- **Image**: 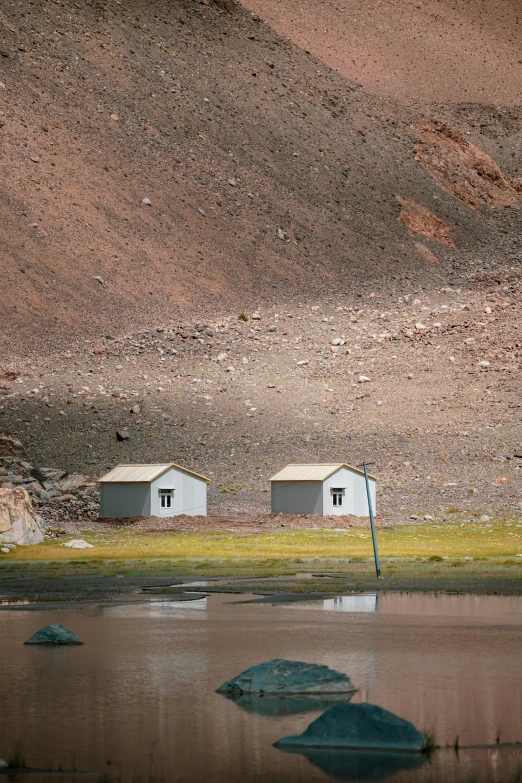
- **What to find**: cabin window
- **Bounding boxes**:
[159,489,173,509]
[332,488,344,507]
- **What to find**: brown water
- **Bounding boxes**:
[0,592,521,782]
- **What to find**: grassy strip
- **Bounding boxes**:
[0,521,521,597]
[2,520,521,561]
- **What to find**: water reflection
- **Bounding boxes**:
[100,596,207,618]
[0,592,521,781]
[281,747,427,781]
[323,595,379,613]
[220,690,355,717]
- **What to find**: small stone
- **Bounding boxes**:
[358,375,370,383]
[478,360,490,368]
[1,547,9,554]
[480,515,490,522]
[142,197,152,206]
[110,113,120,121]
[198,208,206,216]
[116,429,130,441]
[226,366,235,373]
[277,228,286,240]
[62,539,94,549]
[228,178,237,187]
[297,360,309,366]
[130,404,141,414]
[268,325,278,332]
[30,155,40,163]
[216,352,228,362]
[93,275,106,286]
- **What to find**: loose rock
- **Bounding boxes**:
[217,659,357,695]
[275,702,426,751]
[25,624,84,645]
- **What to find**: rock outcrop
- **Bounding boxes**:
[0,430,29,460]
[0,487,44,545]
[24,624,83,645]
[275,703,426,752]
[217,659,357,695]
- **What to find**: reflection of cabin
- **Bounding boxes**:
[270,464,376,516]
[98,463,210,518]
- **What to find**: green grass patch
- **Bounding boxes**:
[1,520,521,562]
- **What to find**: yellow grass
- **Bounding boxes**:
[3,520,521,562]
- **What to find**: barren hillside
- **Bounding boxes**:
[241,0,522,106]
[0,0,520,354]
[1,0,521,518]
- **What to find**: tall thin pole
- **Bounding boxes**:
[358,461,381,578]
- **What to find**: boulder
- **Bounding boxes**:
[54,474,92,493]
[217,659,357,695]
[32,467,67,484]
[275,703,426,752]
[0,487,44,545]
[24,624,83,645]
[0,430,29,460]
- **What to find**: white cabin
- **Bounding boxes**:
[98,463,209,518]
[270,463,376,517]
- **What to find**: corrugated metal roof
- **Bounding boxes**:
[270,464,377,482]
[98,463,210,484]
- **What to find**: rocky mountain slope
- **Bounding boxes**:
[1,0,521,355]
[0,0,521,518]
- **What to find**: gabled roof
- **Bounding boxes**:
[270,463,377,482]
[98,463,210,484]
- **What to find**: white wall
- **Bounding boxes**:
[322,468,376,517]
[150,468,207,517]
[271,482,323,514]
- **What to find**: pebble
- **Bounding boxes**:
[296,360,309,366]
[198,208,206,216]
[358,375,370,383]
[277,228,286,240]
[110,113,120,121]
[142,197,152,206]
[478,360,490,368]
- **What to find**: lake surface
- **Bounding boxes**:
[0,592,521,782]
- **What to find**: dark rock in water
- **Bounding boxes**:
[280,747,426,781]
[217,659,356,695]
[24,624,83,645]
[220,691,355,717]
[275,703,426,752]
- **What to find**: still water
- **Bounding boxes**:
[0,592,521,782]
